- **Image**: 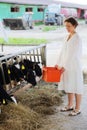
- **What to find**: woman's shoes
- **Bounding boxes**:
[60,106,81,116]
[68,109,81,116]
[60,106,74,112]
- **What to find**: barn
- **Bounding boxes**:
[0,0,87,22]
[0,0,53,22]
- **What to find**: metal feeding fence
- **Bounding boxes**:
[0,44,46,90]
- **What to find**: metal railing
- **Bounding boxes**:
[0,44,46,90]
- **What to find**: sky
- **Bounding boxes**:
[55,0,87,5]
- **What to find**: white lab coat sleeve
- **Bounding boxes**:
[63,37,79,69]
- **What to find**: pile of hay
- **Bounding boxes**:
[0,83,63,130]
[0,103,42,130]
[16,85,63,115]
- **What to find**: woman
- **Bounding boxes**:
[55,17,83,116]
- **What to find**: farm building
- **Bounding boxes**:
[1,0,53,21]
[0,0,87,21]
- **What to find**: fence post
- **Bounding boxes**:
[1,43,4,52]
[0,62,6,88]
[40,45,46,66]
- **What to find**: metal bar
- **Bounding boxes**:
[33,50,36,62]
[40,45,46,66]
[1,44,4,52]
[36,49,40,62]
[5,59,12,89]
[0,62,6,86]
[0,44,46,61]
[29,51,32,61]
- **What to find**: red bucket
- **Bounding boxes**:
[42,67,61,82]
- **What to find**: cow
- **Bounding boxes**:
[0,58,42,88]
[0,83,17,105]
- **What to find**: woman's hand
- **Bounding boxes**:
[60,67,65,73]
[55,64,58,69]
[55,65,65,73]
[55,65,62,70]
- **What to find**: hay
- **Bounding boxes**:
[0,103,42,130]
[33,106,54,115]
[0,83,64,130]
[16,86,63,115]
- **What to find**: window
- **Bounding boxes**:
[11,7,19,12]
[38,8,44,12]
[25,7,33,12]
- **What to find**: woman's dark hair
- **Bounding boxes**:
[64,17,78,27]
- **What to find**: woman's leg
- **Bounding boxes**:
[67,93,74,107]
[60,93,74,112]
[75,94,82,111]
[68,94,82,116]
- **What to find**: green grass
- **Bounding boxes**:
[0,38,47,45]
[34,21,44,26]
[42,26,58,32]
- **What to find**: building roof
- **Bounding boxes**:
[54,0,87,9]
[0,0,54,5]
[0,0,87,9]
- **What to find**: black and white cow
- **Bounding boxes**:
[0,58,42,88]
[0,83,17,105]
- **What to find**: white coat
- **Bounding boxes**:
[57,33,83,94]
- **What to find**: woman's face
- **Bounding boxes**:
[64,22,76,33]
